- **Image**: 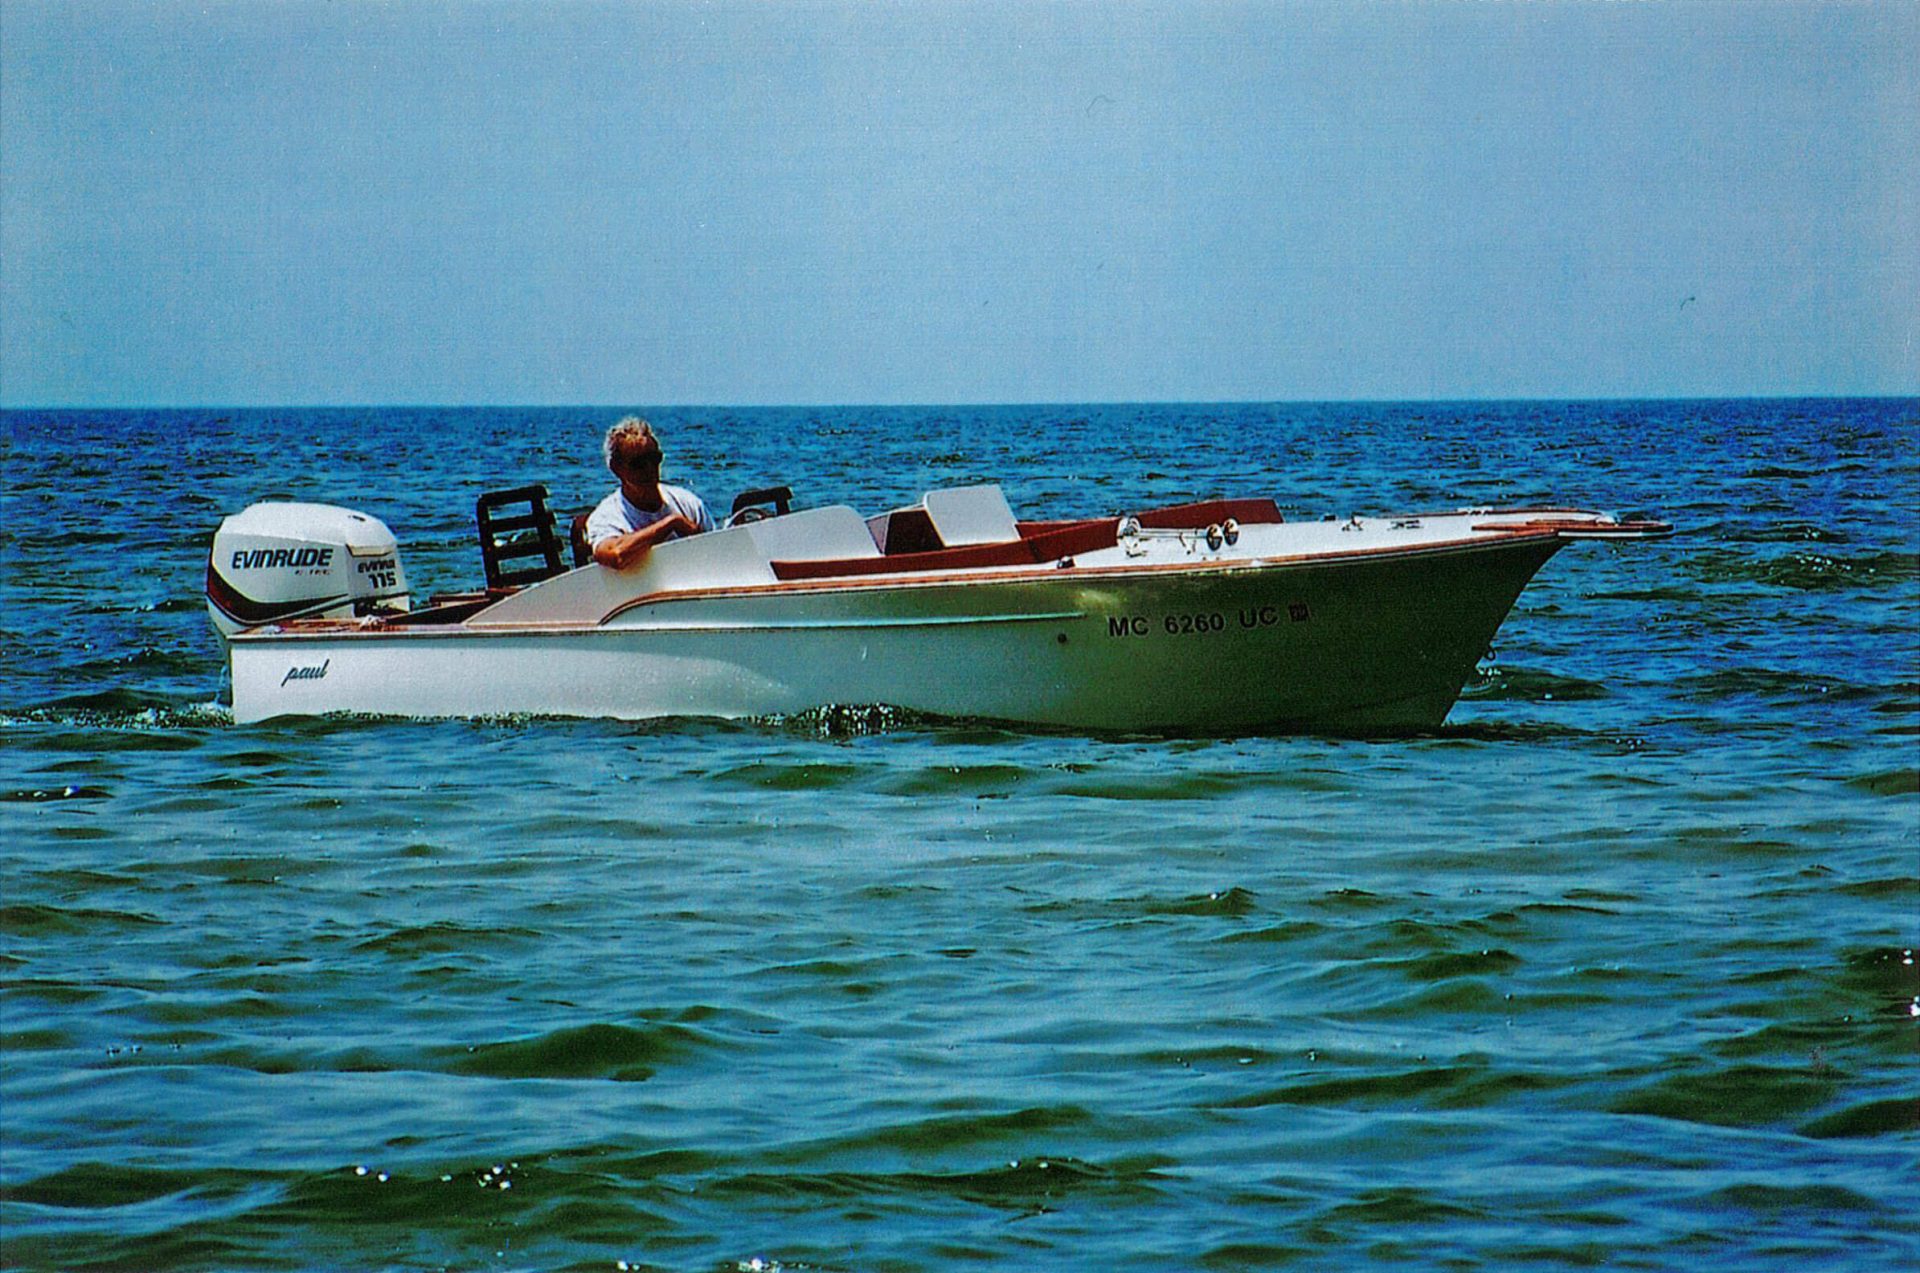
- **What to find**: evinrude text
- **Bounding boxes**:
[232,547,334,570]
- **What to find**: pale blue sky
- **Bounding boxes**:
[3,0,1914,406]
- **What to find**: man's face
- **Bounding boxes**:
[615,454,662,500]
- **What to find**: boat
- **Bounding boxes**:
[205,481,1670,731]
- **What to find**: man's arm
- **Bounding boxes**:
[591,512,695,570]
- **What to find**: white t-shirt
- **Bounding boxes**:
[584,484,717,546]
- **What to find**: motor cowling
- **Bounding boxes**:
[207,502,410,637]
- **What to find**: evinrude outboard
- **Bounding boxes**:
[207,502,410,637]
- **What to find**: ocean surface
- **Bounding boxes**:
[1,399,1916,1272]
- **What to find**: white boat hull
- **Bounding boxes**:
[229,535,1565,732]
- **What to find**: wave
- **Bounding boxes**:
[1845,769,1920,797]
[1701,519,1855,545]
[757,703,944,737]
[1701,1182,1888,1215]
[1833,876,1920,899]
[353,921,546,957]
[1322,1185,1489,1224]
[0,902,164,936]
[1610,1062,1838,1127]
[0,784,111,802]
[1799,1097,1920,1139]
[1217,919,1331,945]
[1837,945,1920,1009]
[1020,887,1261,922]
[1669,667,1884,705]
[1220,1063,1571,1112]
[0,690,231,732]
[1425,719,1610,744]
[799,1105,1098,1158]
[64,646,207,678]
[1463,666,1612,702]
[1581,585,1699,602]
[877,762,1037,798]
[0,1161,253,1210]
[1050,771,1247,800]
[445,1021,720,1082]
[707,760,873,792]
[1382,947,1523,982]
[2,977,109,1004]
[1685,547,1920,591]
[1872,681,1920,713]
[701,1154,1149,1215]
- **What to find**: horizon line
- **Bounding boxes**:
[5,392,1917,413]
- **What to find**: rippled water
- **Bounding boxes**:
[2,401,1916,1271]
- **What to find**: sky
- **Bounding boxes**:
[2,0,1915,406]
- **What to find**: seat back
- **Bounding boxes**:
[729,485,794,521]
[923,484,1019,546]
[475,485,569,589]
[570,512,592,567]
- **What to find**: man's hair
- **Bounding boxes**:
[604,416,663,476]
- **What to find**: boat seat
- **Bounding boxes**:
[869,506,944,555]
[475,485,569,589]
[570,512,592,567]
[729,485,795,523]
[738,505,882,562]
[924,484,1020,546]
[862,484,1021,557]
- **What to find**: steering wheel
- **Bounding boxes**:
[725,505,775,528]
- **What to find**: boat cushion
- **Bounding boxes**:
[923,485,1020,546]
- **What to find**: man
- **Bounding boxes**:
[584,417,716,570]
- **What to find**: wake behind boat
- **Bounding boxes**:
[206,481,1670,731]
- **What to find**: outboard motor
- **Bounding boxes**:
[207,502,410,638]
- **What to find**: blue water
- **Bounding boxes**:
[2,400,1916,1271]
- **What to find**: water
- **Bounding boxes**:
[2,400,1916,1271]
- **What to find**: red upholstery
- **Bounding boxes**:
[773,538,1037,580]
